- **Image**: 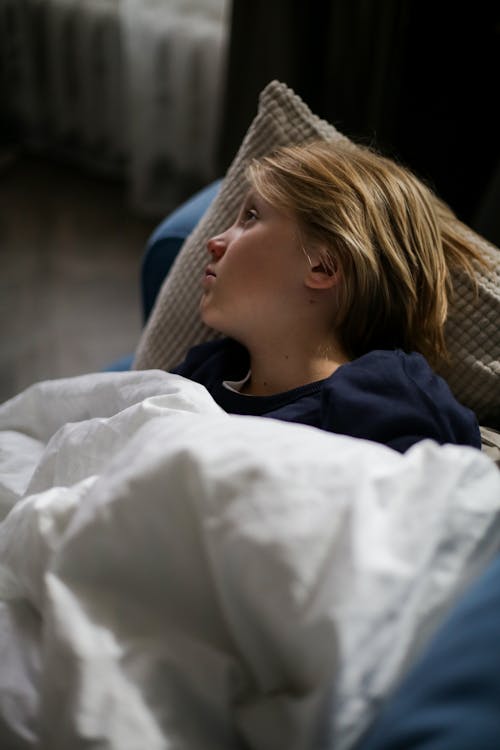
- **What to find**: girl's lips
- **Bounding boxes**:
[202,267,217,289]
[205,265,217,277]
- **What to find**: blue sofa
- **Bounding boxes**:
[115,181,500,749]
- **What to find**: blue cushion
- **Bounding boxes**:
[102,354,134,372]
[140,179,222,322]
[355,552,500,750]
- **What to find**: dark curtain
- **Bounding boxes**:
[217,1,500,239]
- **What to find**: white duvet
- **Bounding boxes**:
[0,370,499,750]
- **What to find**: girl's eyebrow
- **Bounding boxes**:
[243,190,264,210]
[238,191,257,215]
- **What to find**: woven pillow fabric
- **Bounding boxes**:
[133,80,500,425]
[438,228,500,424]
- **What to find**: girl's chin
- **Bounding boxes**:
[199,302,220,331]
[199,294,210,317]
[199,298,240,338]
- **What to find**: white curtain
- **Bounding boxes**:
[0,0,230,215]
[121,0,229,214]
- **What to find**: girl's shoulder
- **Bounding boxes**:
[333,349,442,393]
[322,349,480,452]
[341,347,430,373]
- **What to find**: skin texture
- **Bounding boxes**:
[200,191,349,396]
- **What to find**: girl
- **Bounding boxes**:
[173,139,483,453]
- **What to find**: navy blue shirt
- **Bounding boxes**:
[172,338,481,453]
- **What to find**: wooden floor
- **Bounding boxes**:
[0,151,158,404]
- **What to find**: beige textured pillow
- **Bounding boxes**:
[134,80,500,426]
[438,227,500,424]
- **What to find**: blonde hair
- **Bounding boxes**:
[247,139,486,366]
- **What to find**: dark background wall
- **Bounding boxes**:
[218,1,500,243]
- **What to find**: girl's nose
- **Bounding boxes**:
[206,235,226,260]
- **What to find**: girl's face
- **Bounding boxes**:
[200,190,308,345]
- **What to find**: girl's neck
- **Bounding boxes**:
[240,340,350,397]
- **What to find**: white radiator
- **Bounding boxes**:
[0,0,229,214]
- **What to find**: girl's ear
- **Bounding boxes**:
[304,250,341,290]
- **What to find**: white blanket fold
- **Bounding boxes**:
[0,370,499,750]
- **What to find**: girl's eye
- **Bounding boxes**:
[242,208,258,224]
